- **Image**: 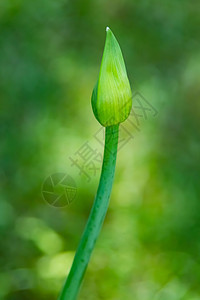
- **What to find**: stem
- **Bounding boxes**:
[59,124,119,300]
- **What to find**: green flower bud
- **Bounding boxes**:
[91,27,132,127]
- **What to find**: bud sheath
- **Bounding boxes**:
[92,27,132,127]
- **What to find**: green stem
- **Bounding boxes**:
[59,124,119,300]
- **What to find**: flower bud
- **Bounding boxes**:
[91,27,132,127]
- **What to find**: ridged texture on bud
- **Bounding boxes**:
[91,27,132,127]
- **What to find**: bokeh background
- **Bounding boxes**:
[1,0,200,299]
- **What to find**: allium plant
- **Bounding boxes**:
[59,27,132,300]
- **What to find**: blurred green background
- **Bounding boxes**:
[1,0,200,299]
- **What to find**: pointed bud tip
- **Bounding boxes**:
[106,26,110,32]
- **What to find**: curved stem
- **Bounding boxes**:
[59,124,119,300]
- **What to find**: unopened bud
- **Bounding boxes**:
[91,27,132,127]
